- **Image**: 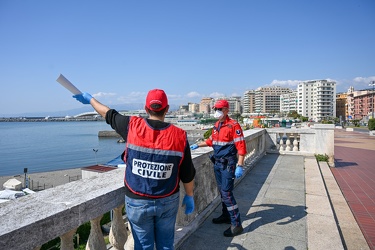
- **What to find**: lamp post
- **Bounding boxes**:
[370,81,375,119]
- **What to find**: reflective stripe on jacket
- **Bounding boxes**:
[124,117,187,198]
[206,116,247,159]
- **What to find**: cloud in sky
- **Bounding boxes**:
[186,91,201,98]
[209,92,225,99]
[270,80,301,88]
[92,92,116,98]
[353,76,375,84]
[91,76,375,106]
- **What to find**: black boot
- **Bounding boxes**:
[212,214,231,224]
[223,225,243,237]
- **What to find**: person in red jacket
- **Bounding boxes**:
[190,99,247,237]
[73,89,195,250]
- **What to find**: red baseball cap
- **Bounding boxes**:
[213,100,229,109]
[145,89,168,111]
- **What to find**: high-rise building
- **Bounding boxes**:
[297,80,336,122]
[199,97,213,114]
[255,86,292,114]
[228,96,242,114]
[280,90,298,114]
[242,90,256,114]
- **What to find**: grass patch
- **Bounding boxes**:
[315,154,329,162]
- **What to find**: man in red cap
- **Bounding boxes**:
[73,89,195,250]
[190,99,247,237]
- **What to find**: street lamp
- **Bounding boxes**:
[370,81,375,119]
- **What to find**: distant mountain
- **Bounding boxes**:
[0,103,180,118]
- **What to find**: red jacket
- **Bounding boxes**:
[205,116,247,159]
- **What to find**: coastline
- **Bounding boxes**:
[0,168,82,191]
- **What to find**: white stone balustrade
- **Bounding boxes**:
[0,126,334,250]
[265,124,335,165]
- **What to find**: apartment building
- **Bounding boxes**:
[199,97,213,114]
[336,93,347,121]
[242,90,256,114]
[297,80,336,122]
[255,86,292,114]
[280,90,298,114]
[347,86,375,120]
[228,96,242,114]
[188,102,200,113]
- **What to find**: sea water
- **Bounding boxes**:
[0,121,200,177]
[0,121,124,176]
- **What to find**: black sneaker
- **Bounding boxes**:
[223,225,243,237]
[212,214,231,224]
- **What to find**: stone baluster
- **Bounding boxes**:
[279,133,285,152]
[124,222,134,250]
[293,133,300,151]
[60,228,76,250]
[86,215,106,250]
[285,133,292,151]
[109,205,128,250]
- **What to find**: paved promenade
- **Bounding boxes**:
[175,128,373,250]
[332,128,375,250]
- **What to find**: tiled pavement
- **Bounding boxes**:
[332,129,375,250]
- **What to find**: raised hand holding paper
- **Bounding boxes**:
[56,74,82,95]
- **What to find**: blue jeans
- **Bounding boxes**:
[125,192,180,250]
[214,160,241,227]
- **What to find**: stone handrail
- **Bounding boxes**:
[265,124,335,165]
[0,126,334,249]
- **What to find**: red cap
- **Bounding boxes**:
[213,100,229,109]
[145,89,168,111]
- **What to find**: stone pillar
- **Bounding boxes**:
[60,228,76,250]
[86,215,106,250]
[109,205,128,250]
[285,133,292,151]
[293,134,299,152]
[279,133,285,152]
[124,222,134,250]
[314,124,335,166]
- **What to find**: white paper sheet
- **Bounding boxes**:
[56,74,82,95]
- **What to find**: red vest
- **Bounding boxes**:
[124,117,187,198]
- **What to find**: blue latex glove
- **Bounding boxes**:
[190,144,199,150]
[73,92,93,105]
[182,195,194,214]
[235,165,244,178]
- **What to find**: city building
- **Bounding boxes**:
[336,93,347,122]
[242,90,256,115]
[297,80,336,122]
[255,86,293,114]
[199,97,213,114]
[228,96,242,114]
[179,104,189,113]
[280,90,298,115]
[346,86,374,121]
[188,102,199,113]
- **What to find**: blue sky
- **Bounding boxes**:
[0,0,374,116]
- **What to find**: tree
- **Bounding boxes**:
[288,111,299,119]
[352,119,360,127]
[368,118,375,131]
